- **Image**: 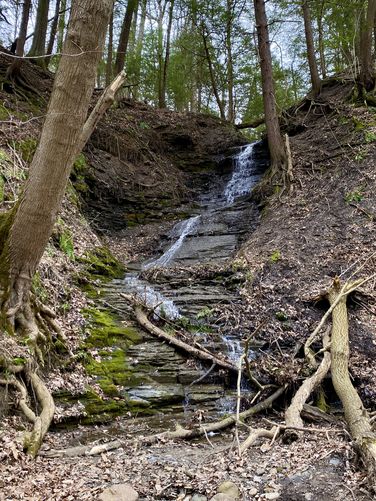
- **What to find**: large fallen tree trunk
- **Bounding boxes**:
[328,278,376,491]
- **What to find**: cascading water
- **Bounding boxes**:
[224,142,259,204]
[144,215,200,269]
[123,142,261,347]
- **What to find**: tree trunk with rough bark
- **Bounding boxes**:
[253,0,287,170]
[115,0,138,75]
[302,0,321,96]
[226,0,235,122]
[159,0,174,108]
[28,0,50,66]
[15,0,32,56]
[6,0,32,81]
[359,0,376,91]
[132,0,147,99]
[106,7,114,86]
[45,0,61,66]
[1,0,113,326]
[201,25,226,121]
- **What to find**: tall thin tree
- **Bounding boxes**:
[359,0,376,91]
[28,0,50,65]
[253,0,287,171]
[302,0,321,96]
[115,0,138,74]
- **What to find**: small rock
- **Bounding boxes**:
[217,481,240,499]
[249,487,258,497]
[263,493,280,500]
[328,456,342,467]
[256,467,265,475]
[99,483,139,501]
[210,495,235,501]
[253,476,262,483]
[191,495,208,501]
[304,494,314,501]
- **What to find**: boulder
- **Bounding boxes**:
[99,483,139,501]
[217,481,240,499]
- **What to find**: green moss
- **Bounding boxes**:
[78,246,125,281]
[31,272,49,302]
[0,103,9,120]
[70,153,93,196]
[270,249,281,263]
[275,310,288,321]
[83,307,141,348]
[15,138,38,163]
[84,348,143,390]
[77,388,128,422]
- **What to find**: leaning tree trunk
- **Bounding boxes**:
[28,0,50,66]
[302,0,321,96]
[328,279,376,490]
[253,0,287,170]
[1,0,114,326]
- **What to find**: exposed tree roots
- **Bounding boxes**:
[328,278,376,491]
[284,329,331,442]
[285,276,376,491]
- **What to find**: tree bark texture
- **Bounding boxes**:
[45,0,61,66]
[132,0,147,99]
[302,0,321,96]
[201,26,226,120]
[2,0,114,316]
[359,0,376,91]
[15,0,32,56]
[115,0,138,75]
[56,0,67,54]
[253,0,286,168]
[159,0,174,108]
[106,7,114,86]
[226,0,235,122]
[28,0,50,63]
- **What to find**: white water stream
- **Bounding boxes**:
[123,142,260,331]
[224,143,258,204]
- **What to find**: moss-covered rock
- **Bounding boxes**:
[83,308,141,348]
[78,246,125,280]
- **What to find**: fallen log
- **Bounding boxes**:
[120,293,240,374]
[235,117,265,129]
[284,329,331,441]
[42,385,286,458]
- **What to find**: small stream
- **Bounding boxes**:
[102,141,266,416]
